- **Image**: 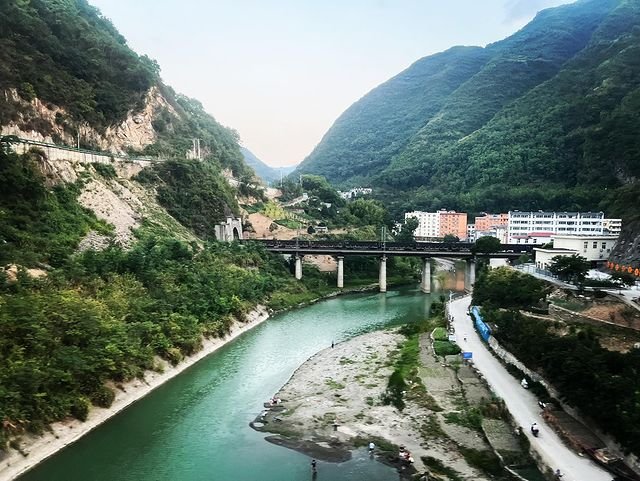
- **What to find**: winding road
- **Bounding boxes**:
[449,296,612,481]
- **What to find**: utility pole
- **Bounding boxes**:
[77,131,80,149]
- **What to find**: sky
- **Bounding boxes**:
[91,0,573,167]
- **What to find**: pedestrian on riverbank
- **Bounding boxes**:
[331,340,334,348]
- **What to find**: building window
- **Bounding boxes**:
[593,242,598,248]
[583,242,588,249]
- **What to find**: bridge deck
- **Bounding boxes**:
[250,240,532,258]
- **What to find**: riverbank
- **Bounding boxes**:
[251,330,424,469]
[1,305,270,481]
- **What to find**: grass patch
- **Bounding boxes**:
[422,456,464,481]
[549,298,587,312]
[91,162,117,179]
[420,414,446,440]
[444,408,483,432]
[458,447,503,476]
[324,378,345,390]
[432,327,448,341]
[339,357,356,365]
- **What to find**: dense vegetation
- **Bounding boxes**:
[0,140,110,267]
[140,93,253,179]
[0,0,158,128]
[136,159,240,240]
[474,269,640,455]
[296,0,640,222]
[472,267,548,310]
[0,0,252,179]
[0,146,335,449]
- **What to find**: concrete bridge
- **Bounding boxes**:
[253,239,534,293]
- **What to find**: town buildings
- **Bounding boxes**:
[338,187,373,200]
[439,211,468,239]
[475,213,509,231]
[404,210,468,240]
[405,209,621,247]
[534,235,619,269]
[507,211,608,244]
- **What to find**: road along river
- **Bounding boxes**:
[19,286,446,481]
[450,296,611,481]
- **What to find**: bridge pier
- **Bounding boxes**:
[379,256,387,293]
[337,256,344,288]
[466,259,476,289]
[295,254,303,280]
[420,258,431,293]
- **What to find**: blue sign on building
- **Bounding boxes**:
[462,351,473,360]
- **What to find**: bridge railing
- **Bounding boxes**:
[250,239,534,255]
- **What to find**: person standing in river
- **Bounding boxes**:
[311,459,317,473]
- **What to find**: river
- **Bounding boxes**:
[19,284,459,481]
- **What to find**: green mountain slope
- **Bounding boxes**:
[296,46,491,182]
[0,0,251,178]
[295,0,639,220]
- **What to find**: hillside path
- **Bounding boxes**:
[449,296,611,481]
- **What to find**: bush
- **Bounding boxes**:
[381,369,407,411]
[90,386,116,408]
[92,162,117,179]
[433,340,461,356]
[70,397,91,421]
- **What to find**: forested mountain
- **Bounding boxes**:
[0,0,251,178]
[0,0,332,456]
[241,147,295,185]
[295,0,640,221]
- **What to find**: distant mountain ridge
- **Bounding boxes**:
[241,146,295,185]
[295,0,639,222]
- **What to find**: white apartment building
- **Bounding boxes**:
[534,235,618,269]
[405,211,440,239]
[508,211,606,243]
[339,187,373,200]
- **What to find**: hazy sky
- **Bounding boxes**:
[91,0,573,167]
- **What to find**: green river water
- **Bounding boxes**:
[19,285,453,481]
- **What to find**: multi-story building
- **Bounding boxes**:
[467,224,476,240]
[404,210,467,240]
[534,235,618,269]
[475,213,509,231]
[439,210,468,239]
[507,211,607,243]
[405,211,440,239]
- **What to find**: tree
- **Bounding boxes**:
[547,254,590,285]
[443,234,459,243]
[611,271,636,288]
[473,266,547,309]
[395,217,419,242]
[472,236,501,254]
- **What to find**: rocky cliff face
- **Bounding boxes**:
[610,221,640,269]
[1,86,177,154]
